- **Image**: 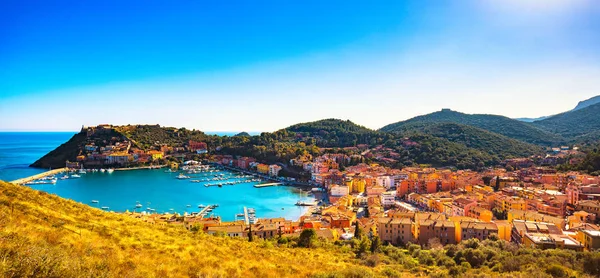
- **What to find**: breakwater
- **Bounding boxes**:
[10,167,68,185]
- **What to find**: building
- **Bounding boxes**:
[188,140,208,153]
[458,221,498,242]
[147,150,164,160]
[523,233,583,251]
[380,192,396,207]
[106,153,132,165]
[268,164,282,177]
[577,200,600,216]
[377,217,415,245]
[257,164,269,174]
[579,230,600,251]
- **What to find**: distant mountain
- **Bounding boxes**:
[533,102,600,141]
[515,116,549,123]
[394,122,542,159]
[515,95,599,123]
[234,132,251,137]
[573,95,600,111]
[380,109,562,145]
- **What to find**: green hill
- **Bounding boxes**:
[380,109,563,145]
[394,123,542,159]
[30,131,90,169]
[533,103,600,141]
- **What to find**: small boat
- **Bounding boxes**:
[198,204,206,208]
[71,174,81,178]
[78,169,86,174]
[236,213,244,217]
[177,173,190,179]
[135,204,142,208]
[60,175,69,180]
[101,206,109,210]
[107,169,114,173]
[164,169,174,173]
[91,200,99,203]
[100,169,106,173]
[295,201,317,206]
[186,205,191,207]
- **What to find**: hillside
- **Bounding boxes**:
[0,180,361,277]
[573,95,600,111]
[30,131,89,169]
[533,103,600,141]
[380,109,563,145]
[3,181,600,277]
[394,123,542,159]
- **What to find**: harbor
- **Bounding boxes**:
[10,167,68,185]
[22,165,314,221]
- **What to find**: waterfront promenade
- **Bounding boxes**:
[115,165,167,171]
[10,167,68,185]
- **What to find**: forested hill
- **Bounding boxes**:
[380,109,563,145]
[393,122,542,159]
[31,119,546,171]
[533,102,600,141]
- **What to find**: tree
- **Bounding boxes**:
[357,237,371,258]
[248,225,254,242]
[370,236,381,253]
[494,176,501,192]
[354,221,364,240]
[298,228,317,248]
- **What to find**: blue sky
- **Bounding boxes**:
[1,0,599,131]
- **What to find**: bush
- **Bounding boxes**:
[546,264,568,277]
[298,228,317,248]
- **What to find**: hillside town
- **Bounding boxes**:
[118,143,600,252]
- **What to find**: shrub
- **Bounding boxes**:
[546,264,568,278]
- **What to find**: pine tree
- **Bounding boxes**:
[248,225,254,242]
[354,221,363,239]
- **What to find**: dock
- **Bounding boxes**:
[10,167,68,185]
[253,182,282,188]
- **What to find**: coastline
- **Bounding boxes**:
[9,167,68,185]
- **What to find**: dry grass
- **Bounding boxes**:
[0,181,370,278]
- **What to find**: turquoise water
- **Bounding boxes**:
[1,132,311,221]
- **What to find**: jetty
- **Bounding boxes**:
[253,182,282,188]
[10,167,68,185]
[115,165,167,171]
[243,206,249,225]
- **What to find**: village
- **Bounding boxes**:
[103,135,600,252]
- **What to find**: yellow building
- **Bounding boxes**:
[257,164,269,174]
[579,230,600,251]
[494,220,512,241]
[147,150,164,160]
[468,206,493,222]
[495,196,526,212]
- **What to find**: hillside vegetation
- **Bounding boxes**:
[533,103,600,141]
[30,131,89,169]
[0,180,359,277]
[394,123,542,160]
[2,181,600,277]
[380,109,563,145]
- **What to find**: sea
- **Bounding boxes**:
[0,132,312,221]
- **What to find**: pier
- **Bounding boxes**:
[253,182,282,188]
[10,167,68,185]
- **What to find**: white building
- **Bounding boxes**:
[381,191,396,207]
[330,185,350,197]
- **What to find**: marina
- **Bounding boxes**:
[21,165,316,221]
